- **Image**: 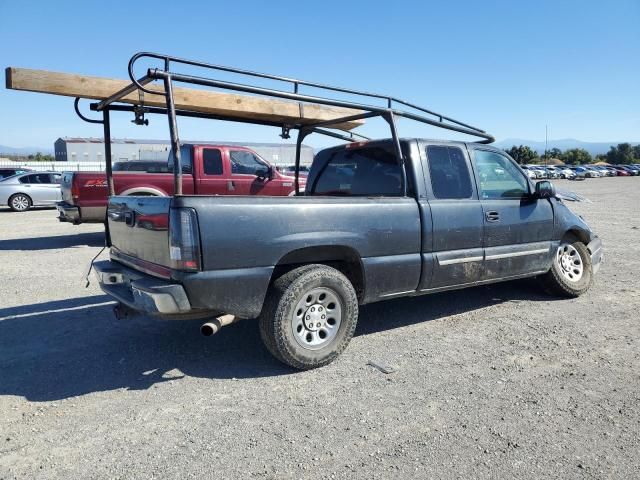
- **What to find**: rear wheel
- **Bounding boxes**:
[259,264,359,370]
[541,238,593,297]
[9,193,32,212]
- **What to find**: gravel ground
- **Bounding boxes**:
[1,177,639,479]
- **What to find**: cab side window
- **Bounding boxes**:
[473,150,529,199]
[230,150,263,175]
[426,145,473,199]
[308,145,402,197]
[203,149,223,175]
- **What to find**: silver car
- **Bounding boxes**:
[0,171,62,211]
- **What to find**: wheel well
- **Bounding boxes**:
[120,186,166,196]
[127,191,158,196]
[9,192,31,202]
[272,246,365,303]
[563,229,589,244]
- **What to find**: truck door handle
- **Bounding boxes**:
[227,180,235,191]
[485,211,500,222]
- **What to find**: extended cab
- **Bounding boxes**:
[57,144,302,224]
[95,139,603,369]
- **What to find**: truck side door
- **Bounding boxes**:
[228,149,280,195]
[419,143,484,290]
[195,147,228,194]
[469,147,554,279]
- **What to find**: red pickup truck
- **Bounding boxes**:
[57,144,303,224]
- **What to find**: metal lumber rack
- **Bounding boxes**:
[75,52,495,196]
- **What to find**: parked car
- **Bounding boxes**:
[0,167,33,180]
[570,166,597,178]
[522,166,537,179]
[583,166,603,177]
[601,166,619,176]
[558,167,576,179]
[57,144,304,224]
[0,171,62,211]
[95,139,604,369]
[543,166,561,179]
[612,166,632,176]
[525,165,546,178]
[593,166,614,177]
[624,165,640,175]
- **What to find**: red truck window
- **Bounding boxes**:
[230,150,263,175]
[203,149,223,175]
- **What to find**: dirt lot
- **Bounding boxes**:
[1,178,639,479]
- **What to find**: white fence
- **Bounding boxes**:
[0,161,106,172]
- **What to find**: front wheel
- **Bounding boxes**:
[259,264,359,370]
[540,239,593,297]
[9,193,32,212]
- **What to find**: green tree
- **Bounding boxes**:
[28,152,54,162]
[504,145,538,164]
[632,145,640,161]
[541,147,562,160]
[606,143,635,164]
[560,148,592,165]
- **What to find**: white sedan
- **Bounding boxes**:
[0,171,62,211]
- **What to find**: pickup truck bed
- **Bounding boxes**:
[96,138,603,369]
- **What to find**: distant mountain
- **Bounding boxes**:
[494,139,640,157]
[0,145,54,155]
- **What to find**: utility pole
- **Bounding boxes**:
[545,125,549,166]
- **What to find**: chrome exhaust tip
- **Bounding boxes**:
[200,314,236,337]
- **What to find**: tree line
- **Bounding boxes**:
[0,152,55,162]
[504,143,640,165]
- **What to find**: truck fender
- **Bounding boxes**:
[272,245,365,303]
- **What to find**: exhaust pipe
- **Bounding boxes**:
[201,314,236,337]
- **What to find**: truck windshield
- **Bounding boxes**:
[308,145,403,196]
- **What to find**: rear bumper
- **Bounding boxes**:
[56,202,80,223]
[94,260,192,315]
[587,237,604,274]
[57,202,106,224]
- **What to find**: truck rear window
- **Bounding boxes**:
[308,145,402,196]
[203,149,223,175]
[426,145,472,199]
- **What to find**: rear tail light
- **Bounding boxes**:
[71,178,80,200]
[169,208,201,271]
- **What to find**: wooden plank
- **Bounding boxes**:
[5,67,364,131]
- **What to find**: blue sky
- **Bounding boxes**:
[0,0,638,150]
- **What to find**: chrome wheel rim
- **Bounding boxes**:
[292,287,342,350]
[11,195,29,211]
[556,244,583,282]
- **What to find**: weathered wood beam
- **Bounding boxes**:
[5,67,365,131]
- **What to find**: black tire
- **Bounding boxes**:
[8,193,32,212]
[540,237,593,297]
[259,264,359,370]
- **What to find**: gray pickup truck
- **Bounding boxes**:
[95,138,603,369]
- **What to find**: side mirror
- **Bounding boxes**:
[535,180,556,199]
[255,166,271,180]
